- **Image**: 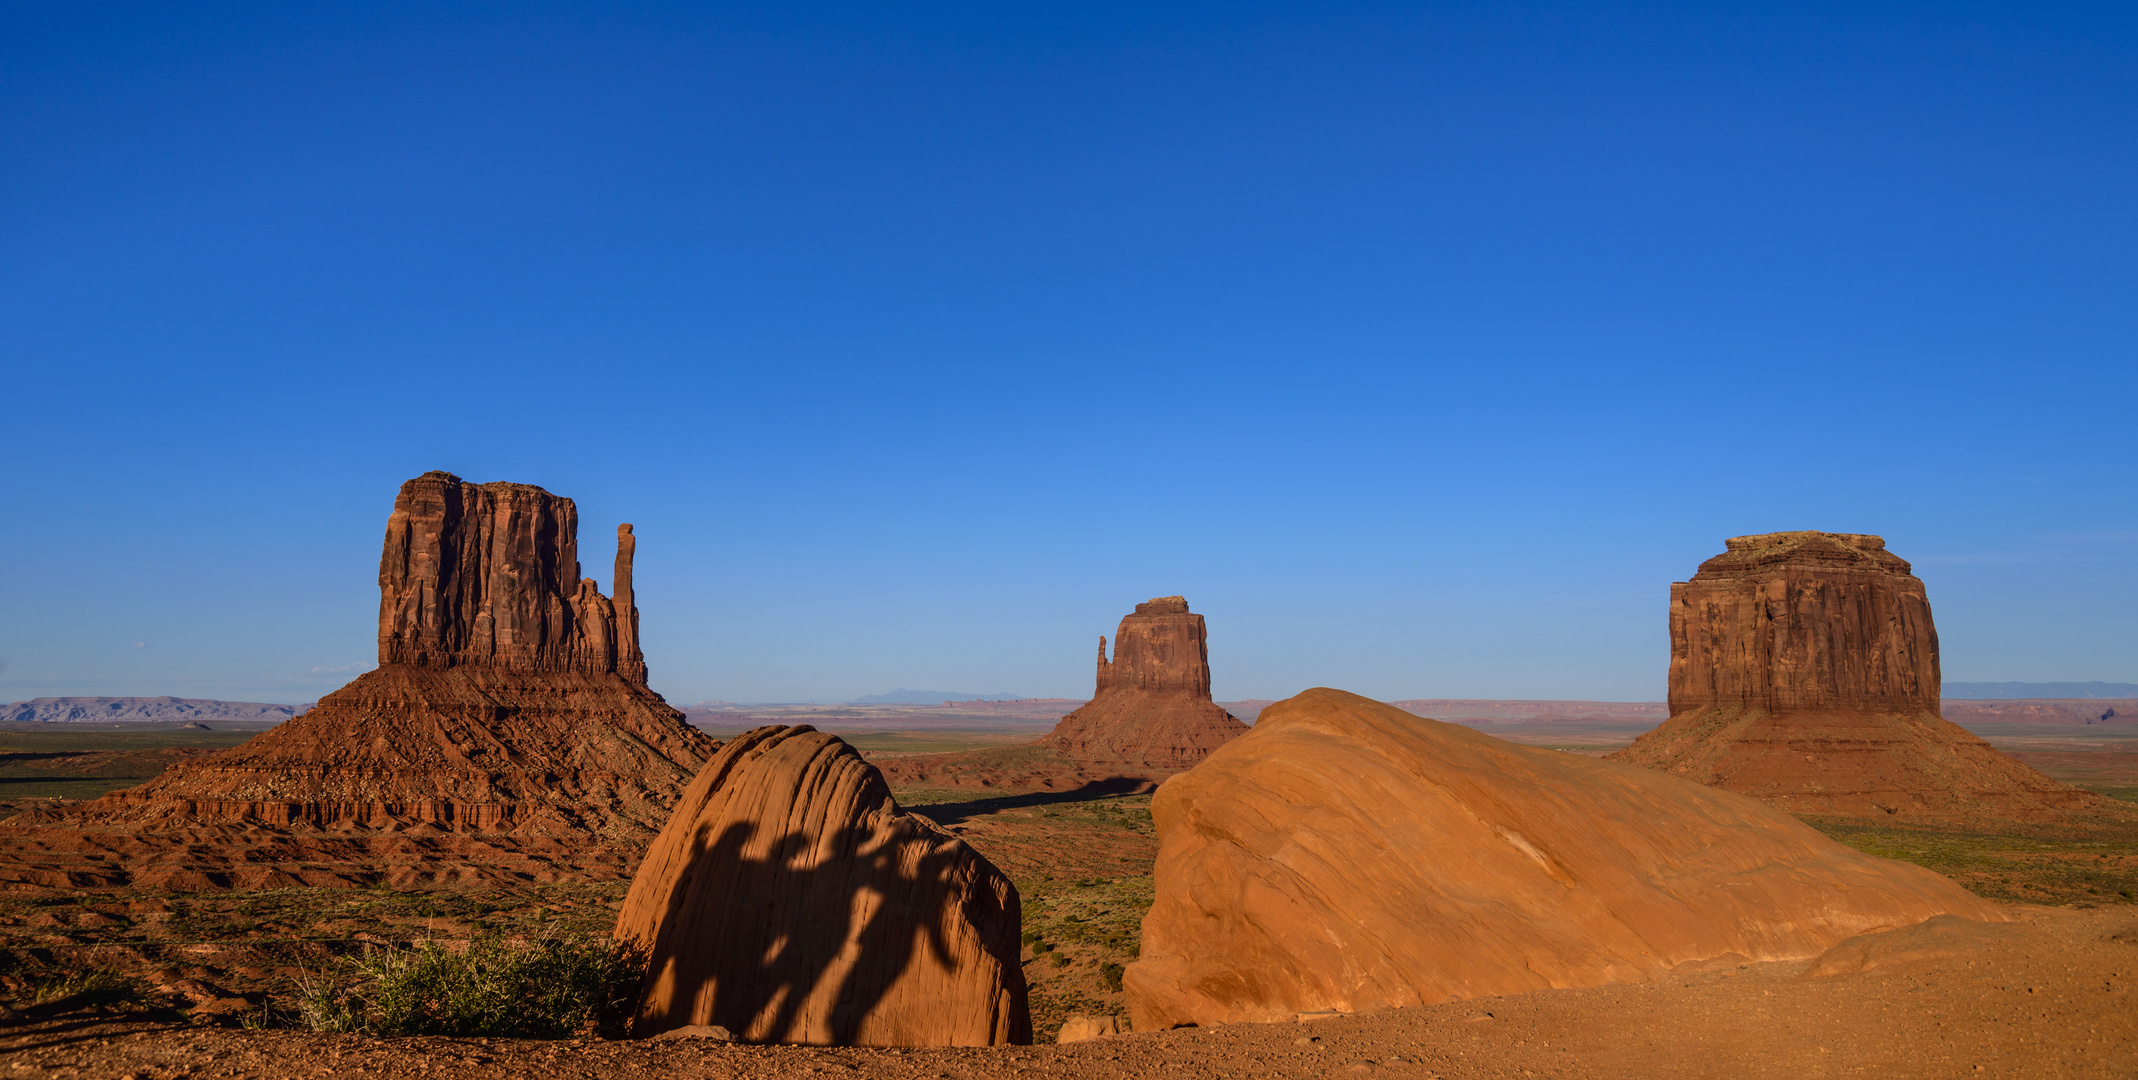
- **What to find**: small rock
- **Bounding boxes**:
[648,1024,735,1042]
[1057,1014,1125,1043]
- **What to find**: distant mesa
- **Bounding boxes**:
[1943,681,2138,700]
[1126,688,2001,1029]
[1609,531,2113,824]
[848,690,1028,705]
[616,724,1029,1046]
[0,698,312,724]
[1039,596,1249,770]
[875,596,1247,793]
[0,470,718,890]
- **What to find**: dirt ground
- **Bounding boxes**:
[2,903,2131,1079]
[4,721,2138,1077]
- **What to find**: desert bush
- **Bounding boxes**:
[301,934,642,1039]
[34,969,141,1009]
[1099,962,1125,993]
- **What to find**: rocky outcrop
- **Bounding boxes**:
[615,725,1029,1047]
[0,472,715,889]
[1125,688,2001,1030]
[1039,597,1248,771]
[378,471,647,681]
[1612,532,2110,822]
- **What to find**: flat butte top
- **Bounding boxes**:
[1694,530,1915,579]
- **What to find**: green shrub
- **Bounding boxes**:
[301,934,642,1039]
[1099,962,1125,993]
[35,969,141,1009]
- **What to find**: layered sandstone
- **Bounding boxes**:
[0,472,715,888]
[1038,597,1247,770]
[616,725,1029,1047]
[1612,532,2107,822]
[1125,688,2001,1030]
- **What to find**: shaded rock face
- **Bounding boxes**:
[379,471,647,682]
[616,725,1029,1047]
[0,472,715,889]
[1125,688,2001,1031]
[1614,532,2108,823]
[1040,597,1247,771]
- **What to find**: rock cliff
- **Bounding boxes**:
[1038,597,1248,770]
[1125,688,2001,1030]
[1612,532,2109,822]
[616,725,1029,1047]
[0,472,715,889]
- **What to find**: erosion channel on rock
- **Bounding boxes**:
[877,596,1247,794]
[616,724,1030,1047]
[0,470,717,889]
[1125,688,2002,1031]
[1609,531,2109,824]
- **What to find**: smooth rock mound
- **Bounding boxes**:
[1125,688,2001,1030]
[1612,531,2106,822]
[615,725,1030,1047]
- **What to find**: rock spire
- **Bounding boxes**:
[378,471,648,681]
[0,471,715,890]
[1613,531,2108,823]
[1040,596,1248,771]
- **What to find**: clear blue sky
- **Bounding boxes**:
[3,2,2132,706]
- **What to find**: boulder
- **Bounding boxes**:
[1040,597,1248,770]
[1611,532,2107,822]
[615,725,1030,1047]
[1125,688,2002,1030]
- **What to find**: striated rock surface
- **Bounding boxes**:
[0,472,715,889]
[1039,597,1248,771]
[1125,688,2001,1030]
[1612,532,2109,822]
[616,725,1029,1047]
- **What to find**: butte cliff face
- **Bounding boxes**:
[0,472,717,890]
[616,725,1029,1047]
[1126,688,2001,1030]
[1612,532,2106,823]
[1039,597,1248,771]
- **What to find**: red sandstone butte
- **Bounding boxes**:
[1039,596,1248,770]
[616,725,1029,1047]
[1609,531,2108,824]
[0,471,716,889]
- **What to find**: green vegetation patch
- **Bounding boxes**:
[1807,819,2138,905]
[301,934,642,1038]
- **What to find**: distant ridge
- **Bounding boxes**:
[0,697,313,724]
[848,689,1026,704]
[1943,682,2138,699]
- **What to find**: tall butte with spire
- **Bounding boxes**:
[1040,596,1248,770]
[1610,531,2108,824]
[0,471,718,889]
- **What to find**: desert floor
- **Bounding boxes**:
[1,718,2135,1078]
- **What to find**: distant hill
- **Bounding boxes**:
[1943,682,2138,699]
[0,696,313,723]
[847,689,1027,704]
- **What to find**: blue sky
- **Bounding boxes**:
[2,2,2132,705]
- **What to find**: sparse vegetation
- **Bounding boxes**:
[299,933,643,1038]
[34,968,142,1009]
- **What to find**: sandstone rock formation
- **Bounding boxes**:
[1039,597,1248,770]
[1611,531,2107,822]
[615,725,1029,1047]
[1124,688,2001,1030]
[0,472,716,889]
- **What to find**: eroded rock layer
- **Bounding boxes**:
[616,725,1029,1047]
[1125,689,2001,1030]
[1612,532,2108,822]
[0,472,715,888]
[1039,597,1247,771]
